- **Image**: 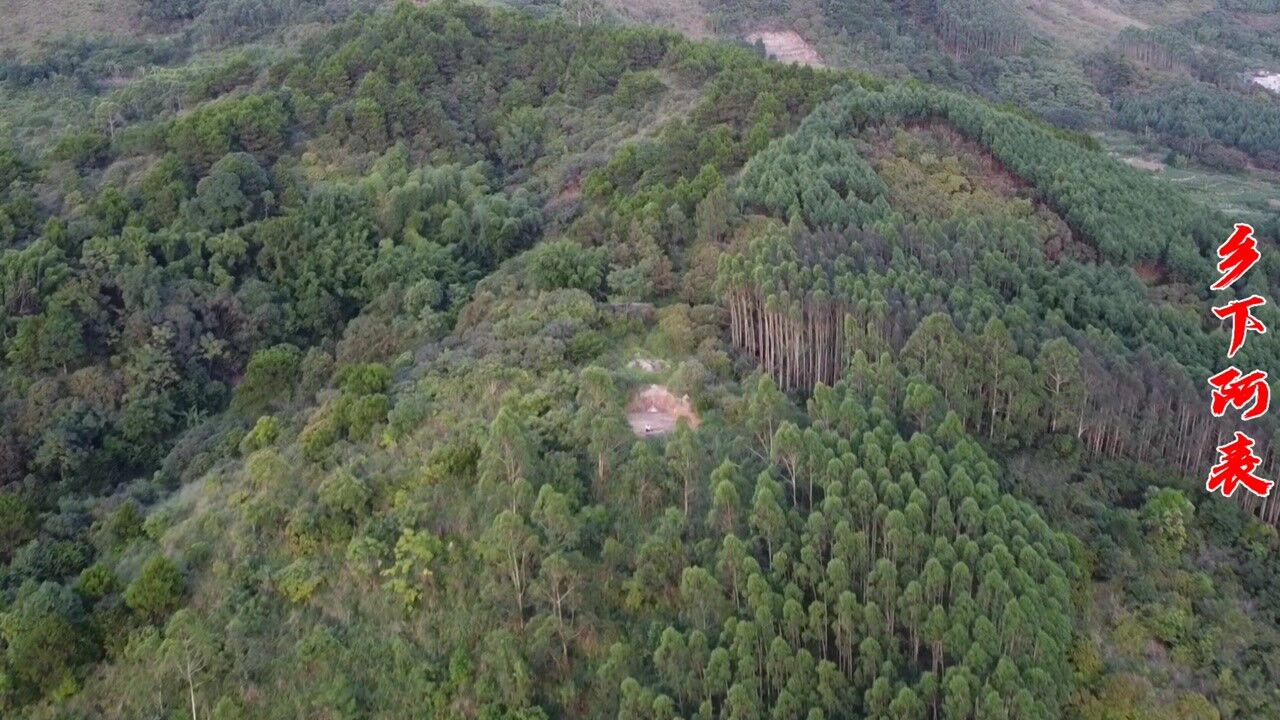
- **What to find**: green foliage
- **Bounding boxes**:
[234,344,302,417]
[381,528,446,608]
[1114,83,1280,171]
[0,582,96,701]
[528,239,606,293]
[75,564,118,600]
[1,3,1278,718]
[1141,488,1196,558]
[167,93,288,169]
[275,559,325,604]
[239,414,282,453]
[124,555,185,624]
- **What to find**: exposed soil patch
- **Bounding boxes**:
[1134,262,1167,285]
[1124,157,1165,171]
[627,358,668,373]
[745,30,824,67]
[627,384,699,437]
[1252,73,1280,93]
[547,176,582,218]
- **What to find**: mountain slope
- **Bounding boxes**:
[1,3,1279,719]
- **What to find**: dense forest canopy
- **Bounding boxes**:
[694,0,1280,224]
[0,2,1278,720]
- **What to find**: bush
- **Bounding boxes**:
[337,363,392,396]
[239,415,282,454]
[612,70,667,110]
[124,556,185,624]
[0,582,95,699]
[76,564,119,600]
[233,344,301,417]
[275,560,325,604]
[528,239,606,294]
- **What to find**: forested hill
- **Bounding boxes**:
[613,0,1280,222]
[1,2,1279,719]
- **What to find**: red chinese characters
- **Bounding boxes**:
[1205,224,1272,499]
[1207,432,1274,499]
[1212,295,1267,359]
[1207,368,1270,420]
[1212,223,1261,291]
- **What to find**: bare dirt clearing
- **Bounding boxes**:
[745,30,824,67]
[627,358,668,373]
[1253,73,1280,93]
[627,385,699,437]
[1124,157,1165,171]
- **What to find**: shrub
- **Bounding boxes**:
[275,560,325,604]
[239,415,282,454]
[124,556,185,624]
[528,239,605,293]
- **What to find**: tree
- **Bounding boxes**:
[563,0,606,26]
[532,551,582,669]
[190,152,271,231]
[0,492,35,561]
[232,344,301,417]
[1140,487,1195,557]
[666,424,703,519]
[497,107,547,170]
[708,460,744,535]
[750,473,786,561]
[679,566,724,633]
[161,610,220,720]
[125,555,186,624]
[481,510,540,628]
[0,582,95,699]
[480,406,538,490]
[1037,338,1083,435]
[529,240,605,293]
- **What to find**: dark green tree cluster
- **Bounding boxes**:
[2,2,1280,719]
[716,86,1280,526]
[1113,82,1280,171]
[622,375,1077,720]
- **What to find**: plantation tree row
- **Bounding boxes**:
[718,232,852,393]
[718,86,1280,524]
[619,376,1078,720]
[929,0,1025,57]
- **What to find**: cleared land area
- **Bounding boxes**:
[745,30,824,67]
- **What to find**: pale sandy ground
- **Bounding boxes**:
[627,384,699,437]
[745,30,825,67]
[1253,73,1280,93]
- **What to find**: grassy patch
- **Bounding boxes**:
[0,0,142,56]
[1097,129,1280,222]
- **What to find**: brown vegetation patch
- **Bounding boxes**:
[745,30,824,68]
[1134,262,1169,286]
[1123,156,1165,172]
[1238,13,1280,32]
[627,384,699,437]
[0,0,141,56]
[610,0,710,38]
[870,122,1091,262]
[1022,0,1150,51]
[886,122,1035,197]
